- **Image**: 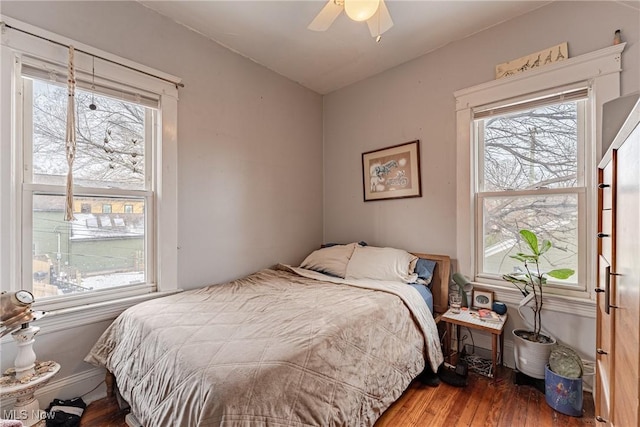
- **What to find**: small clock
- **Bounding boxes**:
[15,290,34,305]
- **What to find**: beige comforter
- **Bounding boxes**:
[85,266,443,426]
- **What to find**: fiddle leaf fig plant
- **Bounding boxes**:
[502,229,574,342]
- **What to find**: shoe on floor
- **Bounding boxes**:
[437,364,468,387]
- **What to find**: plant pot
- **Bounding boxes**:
[545,364,583,417]
[512,329,556,379]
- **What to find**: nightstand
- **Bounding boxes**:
[0,361,60,426]
[441,309,507,379]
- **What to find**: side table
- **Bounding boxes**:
[0,361,60,426]
[441,309,507,379]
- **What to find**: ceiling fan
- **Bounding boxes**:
[308,0,394,41]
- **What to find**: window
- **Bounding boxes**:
[24,72,152,299]
[1,22,179,310]
[454,43,624,301]
[474,91,587,291]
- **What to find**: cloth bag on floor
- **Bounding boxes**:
[45,397,86,427]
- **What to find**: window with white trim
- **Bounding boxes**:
[454,43,624,300]
[1,20,179,310]
[474,89,587,292]
[24,73,154,298]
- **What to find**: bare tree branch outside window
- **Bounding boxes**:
[478,102,581,283]
[32,79,145,189]
[28,77,150,297]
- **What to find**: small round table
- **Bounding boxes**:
[0,361,60,427]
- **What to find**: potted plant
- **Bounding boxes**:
[502,229,574,379]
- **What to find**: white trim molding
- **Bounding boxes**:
[454,43,624,111]
[478,282,597,319]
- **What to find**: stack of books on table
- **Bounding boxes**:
[476,309,502,323]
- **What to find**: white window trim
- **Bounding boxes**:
[454,43,625,312]
[0,16,180,315]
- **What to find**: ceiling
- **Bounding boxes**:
[139,1,551,94]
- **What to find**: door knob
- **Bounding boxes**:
[596,348,608,355]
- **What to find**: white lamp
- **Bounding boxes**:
[1,291,59,426]
[344,0,380,22]
[1,291,47,378]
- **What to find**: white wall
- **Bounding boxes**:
[0,0,323,404]
[323,0,639,383]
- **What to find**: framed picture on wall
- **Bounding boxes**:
[362,140,422,202]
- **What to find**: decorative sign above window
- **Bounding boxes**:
[495,42,568,79]
[362,140,421,202]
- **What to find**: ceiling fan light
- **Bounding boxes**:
[344,0,380,22]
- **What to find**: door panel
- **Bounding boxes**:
[602,163,613,210]
[612,125,640,427]
[596,255,613,426]
[600,210,613,262]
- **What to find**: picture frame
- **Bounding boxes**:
[495,42,568,79]
[362,140,422,202]
[472,289,494,310]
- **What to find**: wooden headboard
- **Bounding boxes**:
[412,253,451,317]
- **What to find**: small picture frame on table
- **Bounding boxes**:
[472,289,493,310]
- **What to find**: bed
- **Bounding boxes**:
[86,247,450,426]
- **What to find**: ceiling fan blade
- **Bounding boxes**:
[367,0,394,37]
[308,1,344,32]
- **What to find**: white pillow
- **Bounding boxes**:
[345,246,419,283]
[299,242,358,278]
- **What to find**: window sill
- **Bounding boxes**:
[1,290,182,343]
[32,284,160,312]
[470,281,596,319]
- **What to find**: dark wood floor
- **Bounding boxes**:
[79,367,594,426]
[376,367,594,427]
